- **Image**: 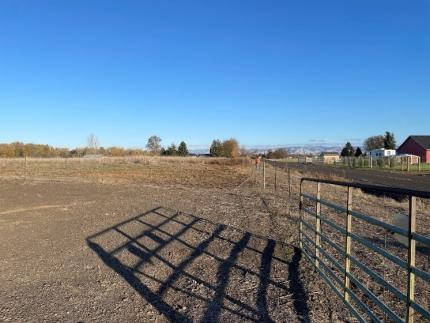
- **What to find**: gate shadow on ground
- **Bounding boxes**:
[86,207,309,322]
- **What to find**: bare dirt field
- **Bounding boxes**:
[0,157,428,322]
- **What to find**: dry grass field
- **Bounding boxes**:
[0,157,251,188]
[0,157,429,322]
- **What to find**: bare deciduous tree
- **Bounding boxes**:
[146,135,162,154]
[87,134,99,154]
[364,135,384,151]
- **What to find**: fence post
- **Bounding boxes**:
[288,167,291,199]
[407,156,411,172]
[344,186,353,302]
[263,159,266,190]
[418,157,421,172]
[299,181,303,250]
[274,163,277,190]
[24,155,28,180]
[406,196,417,323]
[370,157,373,169]
[315,182,321,268]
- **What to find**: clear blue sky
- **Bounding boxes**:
[1,1,429,149]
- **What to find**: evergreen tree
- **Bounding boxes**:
[384,131,396,149]
[209,139,224,157]
[165,144,177,156]
[177,141,188,156]
[341,142,355,157]
[355,147,363,157]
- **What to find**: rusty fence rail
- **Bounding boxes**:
[299,178,430,323]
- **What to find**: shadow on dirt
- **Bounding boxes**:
[366,236,430,257]
[86,207,310,322]
[288,247,310,323]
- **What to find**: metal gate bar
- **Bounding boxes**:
[299,177,430,323]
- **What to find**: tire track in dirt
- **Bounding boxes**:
[0,201,96,216]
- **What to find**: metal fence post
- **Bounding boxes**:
[315,182,321,268]
[406,196,417,323]
[344,186,353,302]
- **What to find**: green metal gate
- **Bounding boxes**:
[299,178,430,322]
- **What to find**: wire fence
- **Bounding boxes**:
[298,155,426,172]
[258,158,430,322]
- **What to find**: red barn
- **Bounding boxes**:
[397,136,430,163]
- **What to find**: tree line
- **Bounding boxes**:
[340,131,396,157]
[209,139,240,158]
[0,142,151,158]
[0,132,398,159]
[0,135,190,158]
[0,135,242,158]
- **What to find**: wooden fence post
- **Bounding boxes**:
[288,167,292,216]
[299,181,303,249]
[288,167,291,199]
[263,159,266,190]
[274,163,277,190]
[406,196,417,323]
[344,186,353,302]
[418,157,421,172]
[315,182,321,268]
[24,155,28,180]
[407,156,411,172]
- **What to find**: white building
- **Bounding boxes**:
[368,148,396,158]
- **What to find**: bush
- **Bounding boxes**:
[266,148,289,159]
[222,139,239,158]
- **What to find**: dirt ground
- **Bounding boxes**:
[0,159,356,323]
[1,158,428,322]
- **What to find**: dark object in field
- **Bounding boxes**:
[360,187,407,202]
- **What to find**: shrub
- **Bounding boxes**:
[222,139,239,158]
[266,148,289,159]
